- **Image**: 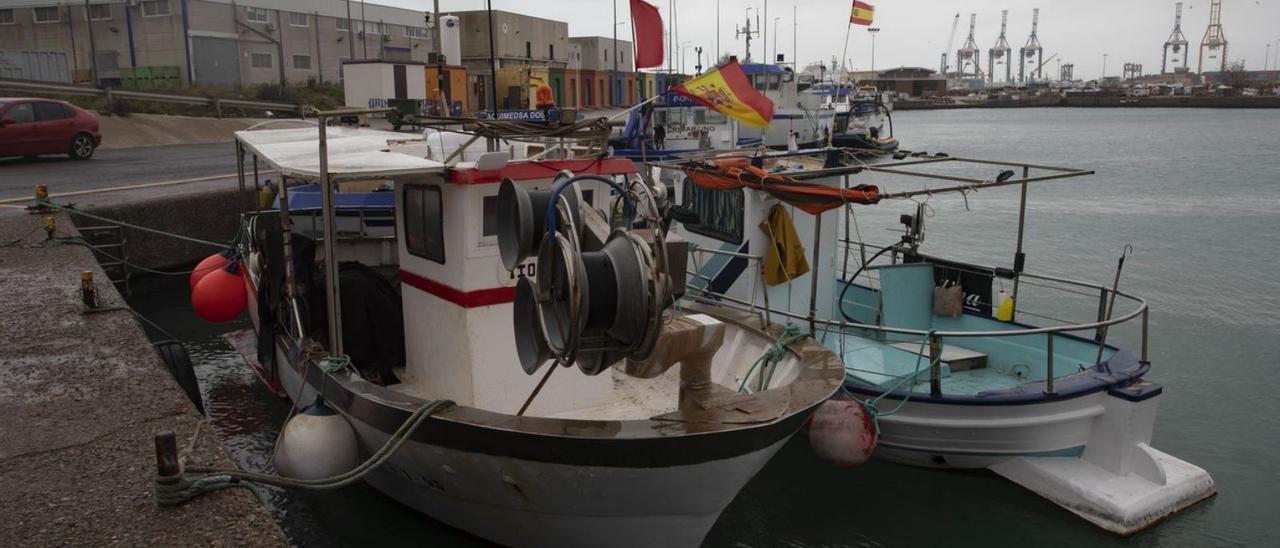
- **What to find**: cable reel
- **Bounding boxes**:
[500,171,672,376]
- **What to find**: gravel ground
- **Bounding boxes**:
[0,212,286,547]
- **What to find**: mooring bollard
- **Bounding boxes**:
[154,431,181,483]
[80,271,99,309]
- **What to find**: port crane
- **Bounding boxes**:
[939,13,960,76]
[988,10,1012,83]
[1197,0,1228,74]
[956,13,982,80]
[1162,2,1189,74]
[1019,8,1044,82]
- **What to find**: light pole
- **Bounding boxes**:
[1101,53,1109,82]
[1267,43,1272,71]
[680,41,692,74]
[868,27,880,72]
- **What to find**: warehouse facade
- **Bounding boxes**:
[0,0,435,86]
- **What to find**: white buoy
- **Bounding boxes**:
[809,396,877,468]
[275,398,358,480]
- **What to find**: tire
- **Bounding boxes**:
[155,340,205,415]
[68,133,96,160]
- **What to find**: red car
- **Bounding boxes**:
[0,97,102,160]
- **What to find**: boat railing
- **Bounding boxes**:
[685,245,1149,397]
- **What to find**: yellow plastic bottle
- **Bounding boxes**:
[996,289,1015,321]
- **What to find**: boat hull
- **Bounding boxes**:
[273,342,814,547]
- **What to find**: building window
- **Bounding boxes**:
[0,9,15,25]
[404,186,445,264]
[549,44,554,60]
[336,18,350,32]
[33,7,60,23]
[88,4,111,21]
[250,53,272,69]
[288,12,308,27]
[246,7,269,23]
[525,42,531,59]
[404,26,428,39]
[141,1,170,18]
[481,195,498,237]
[292,55,311,70]
[359,21,384,35]
[681,183,744,244]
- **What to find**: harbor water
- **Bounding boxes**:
[130,107,1280,547]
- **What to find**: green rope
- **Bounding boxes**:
[157,399,454,505]
[738,324,806,394]
[842,330,941,435]
[36,198,233,250]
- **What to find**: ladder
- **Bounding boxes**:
[77,224,131,296]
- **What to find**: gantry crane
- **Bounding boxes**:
[1197,0,1228,74]
[1019,8,1043,82]
[989,10,1012,83]
[1162,2,1189,74]
[956,13,982,80]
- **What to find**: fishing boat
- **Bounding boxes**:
[611,61,839,160]
[830,86,899,152]
[219,114,844,547]
[662,151,1215,535]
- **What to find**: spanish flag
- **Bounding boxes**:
[850,1,874,26]
[671,60,774,128]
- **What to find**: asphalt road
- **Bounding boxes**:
[0,142,242,201]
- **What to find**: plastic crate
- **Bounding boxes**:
[134,66,152,79]
[120,77,137,89]
[136,78,154,90]
[154,65,180,79]
[118,67,135,78]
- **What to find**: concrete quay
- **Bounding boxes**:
[0,207,285,546]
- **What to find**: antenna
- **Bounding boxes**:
[1019,8,1043,82]
[956,13,981,80]
[1197,0,1228,74]
[1162,3,1189,74]
[735,9,759,62]
[988,10,1011,83]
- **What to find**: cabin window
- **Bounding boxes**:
[694,109,726,125]
[481,195,498,237]
[681,180,744,244]
[404,185,445,263]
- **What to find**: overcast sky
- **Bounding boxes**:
[388,0,1280,78]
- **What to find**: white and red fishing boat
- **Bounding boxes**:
[216,115,845,547]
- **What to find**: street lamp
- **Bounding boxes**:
[867,27,880,72]
[1101,53,1109,82]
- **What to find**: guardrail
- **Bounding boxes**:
[0,78,305,117]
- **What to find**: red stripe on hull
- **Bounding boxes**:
[399,269,515,307]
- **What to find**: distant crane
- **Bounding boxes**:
[1019,8,1044,82]
[1060,62,1074,82]
[1197,0,1228,74]
[1123,62,1143,80]
[956,13,982,80]
[1162,2,1189,74]
[988,10,1012,84]
[940,13,960,76]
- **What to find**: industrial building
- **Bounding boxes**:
[0,0,436,87]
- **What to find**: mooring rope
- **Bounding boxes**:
[156,399,454,505]
[737,324,806,394]
[841,329,941,435]
[35,198,234,250]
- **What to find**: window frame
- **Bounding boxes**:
[0,9,14,25]
[250,52,273,69]
[246,7,270,24]
[287,11,308,28]
[88,4,111,21]
[33,6,61,23]
[403,185,446,264]
[34,102,71,122]
[336,18,350,32]
[291,55,312,70]
[140,0,170,18]
[403,26,428,39]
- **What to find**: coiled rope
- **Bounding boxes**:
[156,399,454,506]
[738,324,806,394]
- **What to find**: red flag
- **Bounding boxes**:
[630,0,664,69]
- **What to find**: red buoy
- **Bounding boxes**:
[809,395,878,468]
[192,263,247,323]
[190,251,234,290]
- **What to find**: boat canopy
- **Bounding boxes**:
[234,126,446,181]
